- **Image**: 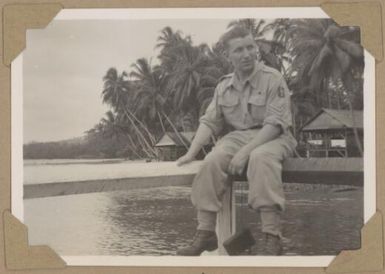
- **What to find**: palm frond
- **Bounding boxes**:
[308,45,332,76]
[335,38,363,59]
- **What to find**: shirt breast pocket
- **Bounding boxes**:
[248,91,266,122]
[218,93,239,115]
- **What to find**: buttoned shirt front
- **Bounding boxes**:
[200,61,293,136]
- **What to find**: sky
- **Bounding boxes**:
[23,19,238,143]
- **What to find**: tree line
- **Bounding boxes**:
[24,18,364,159]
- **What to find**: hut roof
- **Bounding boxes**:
[302,109,363,132]
[155,131,195,147]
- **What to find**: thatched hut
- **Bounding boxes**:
[154,131,211,161]
[300,109,363,157]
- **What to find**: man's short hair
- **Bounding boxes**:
[219,26,254,50]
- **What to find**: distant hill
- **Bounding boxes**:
[24,136,98,159]
[24,134,131,160]
[57,136,87,145]
[25,136,87,146]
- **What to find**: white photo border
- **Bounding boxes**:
[11,7,376,267]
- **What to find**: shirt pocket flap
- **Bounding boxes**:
[248,91,266,106]
[218,93,239,107]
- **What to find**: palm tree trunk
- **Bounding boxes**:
[123,107,157,145]
[125,143,142,159]
[125,134,144,159]
[339,77,363,157]
[292,110,297,138]
[181,119,187,132]
[157,111,166,135]
[333,78,342,110]
[292,106,297,138]
[337,83,341,110]
[324,78,331,108]
[135,133,154,158]
[122,109,158,157]
[315,90,321,108]
[161,112,189,150]
[127,129,153,158]
[346,98,363,156]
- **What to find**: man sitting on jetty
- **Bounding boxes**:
[176,26,297,256]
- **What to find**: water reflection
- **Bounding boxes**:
[99,187,196,255]
[25,186,196,256]
[24,184,362,256]
[235,183,363,255]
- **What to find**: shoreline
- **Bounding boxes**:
[23,158,151,166]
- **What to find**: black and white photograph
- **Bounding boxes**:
[12,8,375,267]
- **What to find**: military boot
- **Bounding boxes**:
[176,230,218,256]
[263,233,283,255]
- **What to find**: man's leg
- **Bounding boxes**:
[247,134,295,255]
[191,148,234,213]
[177,131,247,256]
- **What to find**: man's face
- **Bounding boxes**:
[226,34,258,75]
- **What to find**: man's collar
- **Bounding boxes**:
[225,61,263,91]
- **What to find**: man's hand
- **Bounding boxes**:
[227,124,281,175]
[228,148,250,175]
[177,153,195,166]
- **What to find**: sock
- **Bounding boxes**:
[260,206,282,238]
[197,210,217,231]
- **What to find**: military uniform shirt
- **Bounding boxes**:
[200,61,292,135]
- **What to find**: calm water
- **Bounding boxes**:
[24,184,362,256]
[234,183,363,255]
[23,160,363,256]
[24,187,196,256]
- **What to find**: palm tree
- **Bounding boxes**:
[156,27,205,129]
[195,44,233,117]
[166,42,210,119]
[291,91,318,136]
[290,19,364,155]
[265,19,294,50]
[227,19,266,39]
[290,19,362,94]
[130,58,168,134]
[101,66,159,158]
[100,111,119,137]
[156,26,188,74]
[100,111,154,159]
[156,26,183,49]
[262,19,295,75]
[101,68,130,112]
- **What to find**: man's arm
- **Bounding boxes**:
[228,124,281,175]
[242,124,281,152]
[177,123,214,166]
[177,84,225,166]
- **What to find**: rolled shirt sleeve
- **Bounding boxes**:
[263,76,293,133]
[199,86,225,136]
